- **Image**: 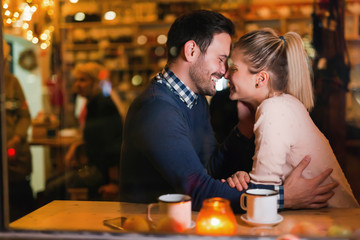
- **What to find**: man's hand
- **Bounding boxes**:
[221,171,250,191]
[284,156,338,209]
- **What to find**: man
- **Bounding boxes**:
[4,40,35,221]
[45,62,122,202]
[119,10,337,212]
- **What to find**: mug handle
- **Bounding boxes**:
[147,203,159,222]
[240,193,247,211]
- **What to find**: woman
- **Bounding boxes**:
[225,28,359,208]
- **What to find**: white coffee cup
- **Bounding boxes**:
[147,194,192,229]
[240,189,278,223]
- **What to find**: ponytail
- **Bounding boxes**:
[283,32,314,111]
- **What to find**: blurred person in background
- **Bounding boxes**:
[45,62,123,202]
[4,40,35,221]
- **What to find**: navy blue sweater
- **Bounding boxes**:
[120,80,257,212]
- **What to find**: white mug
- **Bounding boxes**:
[147,194,192,229]
[240,188,278,222]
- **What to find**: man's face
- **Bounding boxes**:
[73,72,97,99]
[189,33,231,96]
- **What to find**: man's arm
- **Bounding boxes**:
[284,155,338,209]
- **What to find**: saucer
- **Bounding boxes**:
[240,214,283,226]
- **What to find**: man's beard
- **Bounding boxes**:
[189,55,216,96]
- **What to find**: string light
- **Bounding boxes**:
[40,42,47,49]
[32,37,39,44]
[22,22,29,29]
[40,33,48,41]
[2,0,55,49]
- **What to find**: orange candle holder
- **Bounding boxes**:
[195,197,237,236]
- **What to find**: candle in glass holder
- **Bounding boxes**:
[195,197,237,236]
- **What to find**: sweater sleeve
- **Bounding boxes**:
[208,126,255,179]
[132,98,249,212]
[250,98,294,185]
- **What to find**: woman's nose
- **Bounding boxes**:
[224,70,230,79]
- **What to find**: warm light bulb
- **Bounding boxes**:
[137,35,147,45]
[6,18,12,24]
[26,34,33,41]
[40,33,48,41]
[70,0,78,3]
[104,11,116,20]
[3,3,8,9]
[24,5,31,12]
[42,0,50,7]
[22,23,29,29]
[154,46,165,56]
[32,37,39,44]
[40,43,48,49]
[157,34,167,44]
[5,10,11,16]
[131,75,142,86]
[74,12,85,21]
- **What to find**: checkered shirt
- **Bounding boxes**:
[155,65,198,109]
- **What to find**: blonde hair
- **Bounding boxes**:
[233,28,314,111]
[73,62,104,82]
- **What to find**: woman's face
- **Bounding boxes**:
[73,72,97,99]
[225,49,258,102]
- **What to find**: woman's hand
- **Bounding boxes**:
[221,171,250,191]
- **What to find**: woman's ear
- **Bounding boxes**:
[255,71,270,88]
[183,40,199,62]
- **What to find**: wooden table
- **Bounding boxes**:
[29,136,79,148]
[29,135,80,177]
[9,200,360,238]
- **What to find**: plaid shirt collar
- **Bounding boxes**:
[155,65,198,109]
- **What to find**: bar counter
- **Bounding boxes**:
[9,200,360,238]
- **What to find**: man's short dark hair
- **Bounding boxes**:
[166,10,235,63]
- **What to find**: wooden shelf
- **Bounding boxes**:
[60,21,172,29]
